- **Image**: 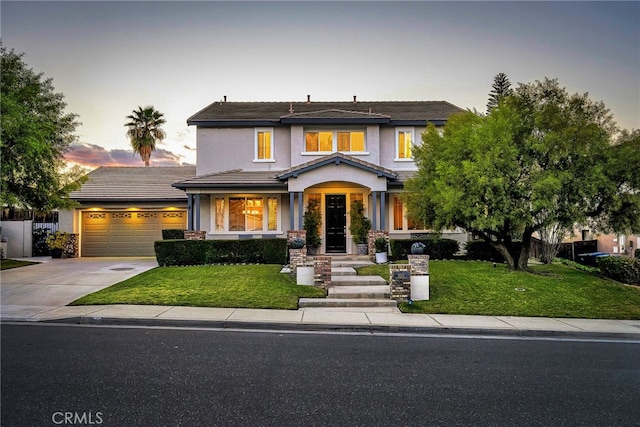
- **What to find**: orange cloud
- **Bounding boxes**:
[64,143,190,168]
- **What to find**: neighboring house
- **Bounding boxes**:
[565,229,640,258]
[61,166,195,256]
[171,96,467,254]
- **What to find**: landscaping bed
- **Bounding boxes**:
[1,259,39,270]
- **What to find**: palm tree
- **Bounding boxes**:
[125,106,166,166]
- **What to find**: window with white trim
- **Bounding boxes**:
[391,195,425,230]
[213,195,279,232]
[395,128,414,160]
[254,128,274,161]
[304,130,366,153]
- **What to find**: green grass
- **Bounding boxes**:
[70,264,326,310]
[1,259,39,270]
[358,260,640,319]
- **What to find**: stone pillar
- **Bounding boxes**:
[408,255,430,300]
[313,256,332,287]
[368,230,389,262]
[184,230,206,240]
[408,255,430,275]
[389,264,411,301]
[287,230,307,276]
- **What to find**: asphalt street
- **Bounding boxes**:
[2,324,639,426]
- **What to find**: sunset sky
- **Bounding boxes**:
[2,1,638,169]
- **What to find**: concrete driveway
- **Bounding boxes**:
[1,257,158,321]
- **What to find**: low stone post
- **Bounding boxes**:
[408,254,430,300]
[389,264,411,302]
[313,256,332,287]
[184,230,206,240]
[287,230,307,277]
[367,230,389,262]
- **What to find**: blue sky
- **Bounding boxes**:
[2,1,639,168]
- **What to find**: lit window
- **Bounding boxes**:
[305,130,365,153]
[392,195,426,231]
[215,196,279,232]
[337,132,365,152]
[393,197,403,231]
[268,197,278,231]
[305,131,333,152]
[396,129,414,159]
[214,198,224,231]
[255,129,273,161]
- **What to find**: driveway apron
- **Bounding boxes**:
[1,257,158,321]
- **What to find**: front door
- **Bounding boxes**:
[325,195,346,253]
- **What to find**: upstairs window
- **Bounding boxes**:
[396,129,414,160]
[337,132,365,152]
[305,130,366,153]
[255,128,274,161]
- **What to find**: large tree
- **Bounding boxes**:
[1,44,85,211]
[405,78,638,270]
[486,72,513,113]
[125,106,166,166]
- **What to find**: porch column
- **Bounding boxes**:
[372,191,378,229]
[298,192,304,230]
[194,194,201,230]
[289,192,295,230]
[380,191,386,230]
[187,194,194,231]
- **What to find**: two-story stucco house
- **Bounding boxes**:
[172,96,467,255]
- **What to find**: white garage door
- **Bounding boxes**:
[81,210,187,257]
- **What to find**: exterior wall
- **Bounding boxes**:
[379,125,425,171]
[564,231,639,257]
[196,127,291,175]
[287,165,389,192]
[0,220,33,258]
[58,209,74,233]
[289,125,381,167]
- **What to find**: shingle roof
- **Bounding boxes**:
[69,166,196,202]
[188,100,464,126]
[172,169,287,189]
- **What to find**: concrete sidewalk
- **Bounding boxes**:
[12,304,640,338]
[2,257,639,338]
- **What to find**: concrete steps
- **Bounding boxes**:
[297,261,396,309]
[298,298,397,308]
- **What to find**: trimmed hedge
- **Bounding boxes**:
[389,238,459,260]
[155,238,288,266]
[597,256,640,285]
[162,229,185,240]
[465,240,505,262]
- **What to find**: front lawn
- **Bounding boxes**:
[71,264,326,310]
[358,260,640,319]
[1,259,39,270]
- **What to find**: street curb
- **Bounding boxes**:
[23,316,640,341]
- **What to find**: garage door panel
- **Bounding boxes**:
[82,210,186,257]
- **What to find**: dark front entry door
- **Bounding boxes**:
[325,195,347,253]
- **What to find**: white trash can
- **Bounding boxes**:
[411,275,430,300]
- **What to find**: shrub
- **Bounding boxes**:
[162,229,185,240]
[597,256,640,285]
[389,238,458,260]
[375,238,388,253]
[464,240,504,262]
[155,238,288,266]
[635,248,640,259]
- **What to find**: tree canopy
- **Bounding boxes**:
[125,106,166,166]
[1,44,86,211]
[404,77,639,270]
[486,72,513,113]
